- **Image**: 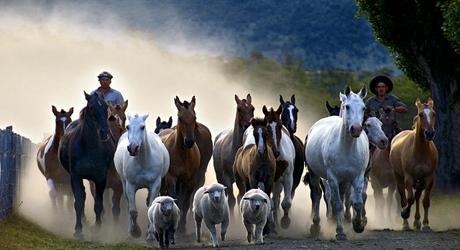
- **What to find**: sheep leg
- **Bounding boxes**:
[255,221,265,244]
[243,219,253,243]
[205,220,220,247]
[158,229,164,249]
[221,214,229,241]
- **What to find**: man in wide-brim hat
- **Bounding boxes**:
[91,71,125,105]
[365,75,407,118]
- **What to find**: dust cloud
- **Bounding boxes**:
[2,1,459,247]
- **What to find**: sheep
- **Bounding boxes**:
[193,183,230,248]
[240,188,273,244]
[147,196,180,250]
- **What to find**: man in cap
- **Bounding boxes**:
[365,75,407,118]
[91,71,125,105]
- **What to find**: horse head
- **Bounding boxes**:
[84,91,110,141]
[363,117,388,150]
[174,96,197,149]
[251,117,270,156]
[52,105,73,132]
[108,100,128,129]
[235,94,255,130]
[326,101,341,116]
[280,94,299,133]
[415,97,436,141]
[126,114,149,156]
[339,86,367,138]
[262,105,282,158]
[155,116,173,134]
[378,107,400,141]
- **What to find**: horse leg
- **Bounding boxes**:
[308,170,322,237]
[272,181,283,228]
[280,170,293,229]
[234,172,245,208]
[401,177,414,230]
[328,174,346,240]
[148,178,163,207]
[223,172,236,216]
[70,177,85,239]
[387,184,396,223]
[111,185,122,222]
[94,180,106,227]
[194,212,202,242]
[413,187,423,230]
[394,172,408,229]
[422,176,434,232]
[372,180,384,223]
[351,175,365,234]
[361,176,369,226]
[125,182,141,238]
[342,184,352,224]
[322,179,333,222]
[178,186,194,234]
[47,178,58,210]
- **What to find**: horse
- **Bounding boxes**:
[114,114,170,238]
[155,116,173,134]
[279,95,305,198]
[59,92,115,238]
[326,101,340,116]
[390,98,438,231]
[234,118,276,204]
[369,108,401,222]
[89,100,128,221]
[160,96,201,233]
[213,94,254,214]
[37,105,73,210]
[305,86,368,240]
[262,105,295,229]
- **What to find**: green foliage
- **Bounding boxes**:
[442,0,460,53]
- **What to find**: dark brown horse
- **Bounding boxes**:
[37,106,73,209]
[160,96,201,233]
[59,92,115,238]
[213,94,254,213]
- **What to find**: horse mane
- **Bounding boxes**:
[79,107,88,119]
[251,118,266,127]
[411,115,419,129]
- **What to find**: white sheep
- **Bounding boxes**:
[147,196,180,250]
[240,188,273,244]
[193,183,229,248]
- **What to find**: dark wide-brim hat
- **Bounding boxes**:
[369,75,393,95]
[98,71,113,79]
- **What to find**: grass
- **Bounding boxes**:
[0,214,149,250]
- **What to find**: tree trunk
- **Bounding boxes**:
[430,76,460,191]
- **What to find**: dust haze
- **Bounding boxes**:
[2,0,459,246]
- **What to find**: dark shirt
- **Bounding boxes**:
[91,87,124,105]
[365,94,407,118]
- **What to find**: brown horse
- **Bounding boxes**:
[370,108,401,221]
[390,98,438,231]
[90,100,128,220]
[234,118,276,204]
[213,94,254,213]
[37,106,73,209]
[160,96,201,233]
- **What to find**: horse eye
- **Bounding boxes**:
[345,105,350,110]
[126,125,130,130]
[141,126,145,130]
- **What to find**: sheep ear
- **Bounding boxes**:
[263,199,268,203]
[243,197,250,200]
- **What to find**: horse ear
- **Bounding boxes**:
[52,105,59,116]
[339,93,347,103]
[190,96,196,109]
[359,86,367,99]
[262,105,269,115]
[174,96,182,110]
[84,91,91,100]
[156,116,161,127]
[168,116,173,126]
[128,114,132,121]
[246,94,252,104]
[280,95,285,104]
[68,107,74,116]
[345,86,351,96]
[326,101,333,112]
[251,118,257,127]
[276,104,282,115]
[427,97,434,108]
[235,94,241,104]
[142,114,149,121]
[122,100,128,112]
[415,97,422,107]
[291,94,296,105]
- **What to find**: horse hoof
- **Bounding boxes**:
[335,233,347,241]
[413,220,421,230]
[344,214,352,224]
[130,225,142,238]
[402,224,411,231]
[353,219,365,233]
[401,209,410,219]
[281,216,291,229]
[73,231,84,240]
[310,224,321,237]
[422,226,432,232]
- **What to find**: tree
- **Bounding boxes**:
[356,0,460,191]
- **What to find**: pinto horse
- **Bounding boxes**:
[37,106,73,209]
[370,108,401,221]
[155,116,173,134]
[213,94,254,213]
[305,86,368,240]
[59,92,115,238]
[390,98,438,231]
[279,95,304,199]
[263,105,295,228]
[160,96,201,233]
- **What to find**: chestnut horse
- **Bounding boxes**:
[213,94,254,213]
[390,98,438,231]
[160,96,201,233]
[37,106,73,209]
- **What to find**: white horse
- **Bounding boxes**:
[305,86,368,240]
[262,105,296,228]
[114,114,170,238]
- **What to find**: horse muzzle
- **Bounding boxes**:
[183,138,195,149]
[424,129,435,141]
[378,137,389,149]
[349,124,363,138]
[127,145,140,156]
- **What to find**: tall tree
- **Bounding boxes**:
[356,0,460,191]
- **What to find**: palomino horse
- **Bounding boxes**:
[326,101,341,116]
[370,108,401,221]
[155,116,173,134]
[59,92,115,238]
[114,114,170,238]
[279,95,305,198]
[234,118,276,203]
[89,100,128,221]
[213,94,254,213]
[37,106,73,209]
[305,86,368,240]
[390,98,438,231]
[160,96,201,233]
[263,105,295,228]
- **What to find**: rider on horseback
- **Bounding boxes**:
[91,71,125,105]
